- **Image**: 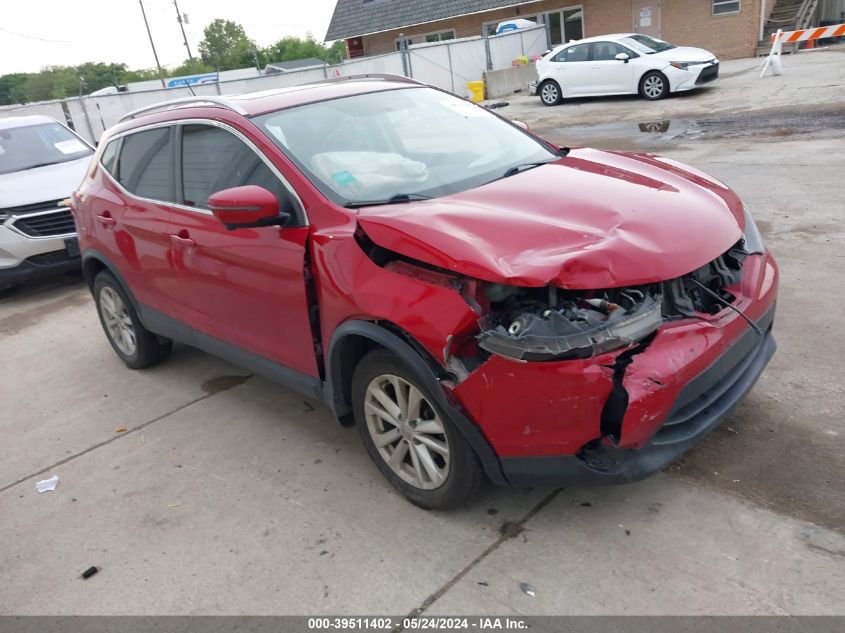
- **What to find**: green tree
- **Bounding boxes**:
[0,73,29,106]
[21,66,78,102]
[261,34,347,65]
[169,59,215,78]
[198,19,256,70]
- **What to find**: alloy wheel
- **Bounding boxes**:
[364,373,450,490]
[643,75,665,99]
[99,286,137,356]
[541,82,560,105]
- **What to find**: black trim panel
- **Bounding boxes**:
[138,304,323,401]
[326,321,507,485]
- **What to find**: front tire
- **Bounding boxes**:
[352,349,483,509]
[539,80,563,106]
[640,71,669,100]
[93,270,171,369]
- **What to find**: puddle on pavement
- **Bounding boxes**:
[543,108,845,151]
[201,374,252,395]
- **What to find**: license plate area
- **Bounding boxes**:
[64,237,80,258]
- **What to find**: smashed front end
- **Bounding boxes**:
[330,215,777,487]
[446,241,777,485]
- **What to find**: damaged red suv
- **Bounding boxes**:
[72,75,777,509]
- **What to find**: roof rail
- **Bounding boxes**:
[303,73,422,87]
[117,96,248,123]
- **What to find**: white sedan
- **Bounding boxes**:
[531,33,719,105]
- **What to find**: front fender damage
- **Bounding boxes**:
[331,223,756,468]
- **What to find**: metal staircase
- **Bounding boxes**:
[756,0,820,55]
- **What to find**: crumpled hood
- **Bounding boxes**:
[654,46,717,63]
[356,148,745,289]
[0,156,90,209]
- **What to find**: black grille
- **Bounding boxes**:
[696,63,719,85]
[13,210,76,237]
[0,199,66,216]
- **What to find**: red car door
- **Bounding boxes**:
[88,127,177,313]
[162,121,318,378]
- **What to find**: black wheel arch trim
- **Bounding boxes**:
[82,249,142,313]
[325,320,507,485]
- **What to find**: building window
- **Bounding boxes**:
[425,30,456,43]
[395,29,456,49]
[712,0,740,15]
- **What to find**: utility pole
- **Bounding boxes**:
[173,0,194,62]
[139,0,167,88]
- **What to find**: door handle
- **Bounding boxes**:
[169,234,196,248]
[95,214,116,228]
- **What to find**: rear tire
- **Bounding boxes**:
[352,349,483,510]
[639,71,669,100]
[539,80,563,106]
[93,270,171,369]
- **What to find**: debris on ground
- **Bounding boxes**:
[580,502,592,507]
[487,102,509,109]
[36,475,59,493]
[115,426,127,433]
[519,582,536,597]
[81,566,99,579]
[477,581,489,586]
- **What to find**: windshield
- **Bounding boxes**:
[0,121,93,175]
[622,34,676,54]
[253,87,558,206]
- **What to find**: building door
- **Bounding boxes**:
[632,0,660,37]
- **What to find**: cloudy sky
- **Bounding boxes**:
[0,0,339,75]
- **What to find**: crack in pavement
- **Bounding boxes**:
[394,488,561,630]
[0,375,254,495]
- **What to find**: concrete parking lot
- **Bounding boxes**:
[1,49,844,615]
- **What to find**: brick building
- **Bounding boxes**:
[326,0,787,61]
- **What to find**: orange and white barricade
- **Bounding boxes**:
[761,23,845,78]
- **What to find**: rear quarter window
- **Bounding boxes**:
[115,128,173,202]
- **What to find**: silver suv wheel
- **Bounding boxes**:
[364,373,451,490]
[99,286,137,356]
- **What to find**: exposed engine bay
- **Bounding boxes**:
[361,225,750,365]
[476,241,748,362]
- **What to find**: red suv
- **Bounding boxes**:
[72,75,778,509]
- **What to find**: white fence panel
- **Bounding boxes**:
[0,25,551,134]
[0,101,67,123]
[339,52,405,76]
[408,43,458,93]
[489,26,548,69]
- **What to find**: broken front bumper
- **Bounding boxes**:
[499,305,775,486]
[449,250,778,487]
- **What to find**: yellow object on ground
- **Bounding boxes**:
[466,81,485,103]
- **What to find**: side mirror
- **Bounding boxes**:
[512,120,530,131]
[208,185,290,230]
[615,52,630,63]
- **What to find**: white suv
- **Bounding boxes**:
[0,115,93,287]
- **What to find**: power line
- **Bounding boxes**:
[0,26,75,43]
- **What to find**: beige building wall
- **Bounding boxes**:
[357,0,770,60]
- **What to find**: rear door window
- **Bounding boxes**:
[116,128,174,202]
[564,43,590,62]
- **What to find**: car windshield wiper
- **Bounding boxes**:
[500,159,558,179]
[344,193,433,209]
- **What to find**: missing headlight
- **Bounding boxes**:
[477,285,664,362]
